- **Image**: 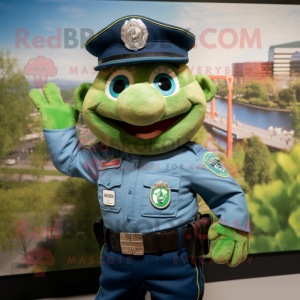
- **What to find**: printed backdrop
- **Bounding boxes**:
[0,0,300,275]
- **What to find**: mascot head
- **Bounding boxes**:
[74,16,216,155]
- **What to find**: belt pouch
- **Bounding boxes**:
[187,214,213,264]
[93,213,105,249]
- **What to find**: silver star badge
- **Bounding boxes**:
[121,18,148,51]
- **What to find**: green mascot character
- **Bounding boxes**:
[30,16,250,300]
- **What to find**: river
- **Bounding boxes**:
[207,97,293,131]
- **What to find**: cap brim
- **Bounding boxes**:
[94,56,189,71]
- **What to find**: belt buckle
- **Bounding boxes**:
[120,233,144,255]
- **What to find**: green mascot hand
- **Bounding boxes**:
[29,83,79,130]
[208,223,249,267]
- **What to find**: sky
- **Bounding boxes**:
[0,0,300,85]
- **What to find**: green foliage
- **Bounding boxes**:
[60,88,76,105]
[236,98,249,104]
[0,50,32,157]
[278,101,288,109]
[47,178,99,271]
[29,140,51,180]
[247,145,300,253]
[244,136,273,189]
[0,181,60,254]
[263,78,274,96]
[0,176,99,268]
[291,97,300,138]
[232,139,247,177]
[249,98,271,107]
[232,85,244,97]
[0,168,63,176]
[292,81,300,102]
[245,81,269,101]
[191,125,207,146]
[279,88,295,103]
[216,81,228,98]
[220,139,246,183]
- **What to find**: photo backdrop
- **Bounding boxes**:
[0,0,300,276]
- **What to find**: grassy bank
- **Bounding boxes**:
[0,168,65,176]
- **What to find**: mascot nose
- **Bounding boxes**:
[116,84,166,126]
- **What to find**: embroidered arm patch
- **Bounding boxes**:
[203,152,229,177]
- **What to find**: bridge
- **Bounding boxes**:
[204,116,293,151]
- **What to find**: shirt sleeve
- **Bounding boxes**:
[43,126,102,185]
[190,150,250,232]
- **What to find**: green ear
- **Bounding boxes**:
[74,83,92,112]
[195,74,216,103]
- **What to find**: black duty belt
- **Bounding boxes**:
[106,227,190,256]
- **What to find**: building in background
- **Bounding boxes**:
[232,41,300,89]
[268,41,300,77]
[290,51,300,77]
[232,62,273,88]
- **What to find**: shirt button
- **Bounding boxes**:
[128,189,132,194]
[107,182,110,186]
[127,217,131,222]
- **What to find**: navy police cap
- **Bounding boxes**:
[85,15,195,70]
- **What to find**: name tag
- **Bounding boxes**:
[100,157,122,171]
[103,190,115,206]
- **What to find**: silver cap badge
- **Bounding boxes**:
[121,18,148,51]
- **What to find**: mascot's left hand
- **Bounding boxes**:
[208,223,249,267]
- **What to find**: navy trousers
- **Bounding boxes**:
[95,244,204,300]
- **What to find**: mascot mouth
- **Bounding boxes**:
[116,116,179,139]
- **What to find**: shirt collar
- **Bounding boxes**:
[124,152,154,159]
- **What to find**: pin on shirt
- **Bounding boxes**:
[100,155,122,171]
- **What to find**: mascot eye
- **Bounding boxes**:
[154,73,175,96]
[105,70,134,101]
[109,75,129,98]
[149,67,179,97]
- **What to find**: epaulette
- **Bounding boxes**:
[82,144,94,150]
[82,138,103,150]
[180,141,205,155]
[82,141,109,152]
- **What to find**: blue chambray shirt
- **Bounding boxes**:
[44,126,250,234]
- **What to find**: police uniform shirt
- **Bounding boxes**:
[44,126,250,234]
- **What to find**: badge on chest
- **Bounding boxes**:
[150,181,171,209]
[103,190,115,206]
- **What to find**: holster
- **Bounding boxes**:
[187,213,213,264]
[93,213,105,250]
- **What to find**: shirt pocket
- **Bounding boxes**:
[141,172,180,218]
[98,169,123,213]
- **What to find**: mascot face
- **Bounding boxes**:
[75,62,215,155]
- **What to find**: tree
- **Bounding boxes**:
[244,136,273,189]
[191,125,207,146]
[278,88,295,103]
[60,88,76,105]
[46,178,100,272]
[232,85,244,98]
[245,81,269,101]
[216,81,228,98]
[0,51,32,157]
[0,181,59,255]
[291,97,300,139]
[30,140,51,180]
[292,81,300,102]
[247,144,300,253]
[264,78,274,96]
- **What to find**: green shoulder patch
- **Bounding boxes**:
[203,152,229,177]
